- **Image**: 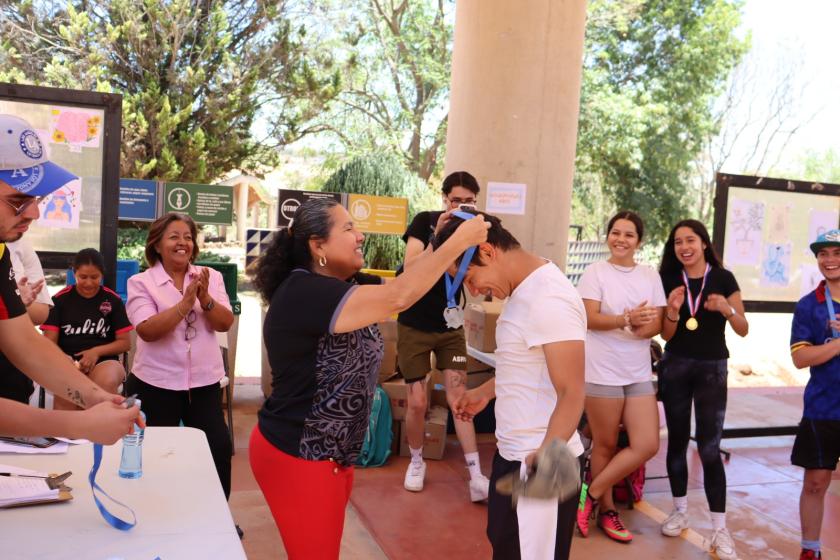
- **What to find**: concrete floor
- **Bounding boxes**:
[229,380,840,559]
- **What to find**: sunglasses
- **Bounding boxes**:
[184,309,197,341]
[0,196,42,216]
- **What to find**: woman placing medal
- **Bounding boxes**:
[657,219,748,560]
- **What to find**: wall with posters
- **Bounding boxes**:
[713,173,840,312]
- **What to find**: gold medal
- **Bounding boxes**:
[686,317,699,331]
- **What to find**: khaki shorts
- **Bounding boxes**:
[397,323,467,383]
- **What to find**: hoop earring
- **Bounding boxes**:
[318,255,327,267]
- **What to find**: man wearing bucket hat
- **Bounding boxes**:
[0,113,140,444]
[789,228,840,560]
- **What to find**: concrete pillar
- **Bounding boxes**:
[236,182,249,243]
[446,0,587,268]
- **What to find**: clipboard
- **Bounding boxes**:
[0,489,73,508]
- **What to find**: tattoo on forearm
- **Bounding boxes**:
[66,388,85,408]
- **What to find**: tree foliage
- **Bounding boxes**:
[574,0,748,242]
[302,0,452,182]
[0,0,341,183]
[322,154,433,270]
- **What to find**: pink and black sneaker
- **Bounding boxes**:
[597,509,633,543]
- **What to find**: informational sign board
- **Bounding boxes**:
[0,84,122,288]
[276,189,344,228]
[486,182,527,215]
[713,173,840,312]
[118,179,158,221]
[347,193,408,235]
[163,182,233,225]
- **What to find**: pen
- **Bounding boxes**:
[123,394,139,408]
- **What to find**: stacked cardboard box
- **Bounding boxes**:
[399,406,449,460]
[378,319,398,383]
[464,300,504,352]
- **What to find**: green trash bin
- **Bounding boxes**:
[195,261,241,315]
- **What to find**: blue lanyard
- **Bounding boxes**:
[443,211,478,308]
[826,285,839,339]
[89,444,137,531]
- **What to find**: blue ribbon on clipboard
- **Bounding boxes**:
[89,444,137,531]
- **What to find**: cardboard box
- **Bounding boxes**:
[399,406,449,460]
[464,300,504,352]
[381,378,409,421]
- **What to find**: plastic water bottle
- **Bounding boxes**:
[118,404,146,479]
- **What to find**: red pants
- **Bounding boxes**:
[249,426,354,559]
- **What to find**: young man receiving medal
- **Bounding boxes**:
[657,220,748,560]
[396,171,490,501]
[789,229,840,560]
[433,209,586,560]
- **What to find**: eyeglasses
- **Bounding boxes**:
[447,196,476,205]
[184,309,197,341]
[0,196,42,216]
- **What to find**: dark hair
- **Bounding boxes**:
[254,197,340,303]
[145,213,199,267]
[659,219,723,277]
[431,209,520,265]
[607,210,644,242]
[73,248,105,274]
[442,171,480,196]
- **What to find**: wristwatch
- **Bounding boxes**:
[202,299,215,311]
[725,306,736,319]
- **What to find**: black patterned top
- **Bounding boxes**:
[258,269,384,466]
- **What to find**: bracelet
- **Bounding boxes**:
[726,307,737,319]
[624,311,632,328]
[665,313,679,323]
[175,301,187,318]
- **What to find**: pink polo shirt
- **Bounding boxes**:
[126,262,231,391]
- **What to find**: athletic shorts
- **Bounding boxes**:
[584,381,655,399]
[397,323,467,383]
[791,418,840,470]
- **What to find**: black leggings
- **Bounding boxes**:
[125,374,232,499]
[658,352,728,513]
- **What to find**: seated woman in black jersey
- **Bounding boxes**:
[41,249,133,410]
[251,197,488,560]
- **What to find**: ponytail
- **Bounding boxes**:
[254,228,296,304]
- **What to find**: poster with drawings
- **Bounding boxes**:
[725,198,765,266]
[37,179,82,230]
[48,107,102,152]
[760,242,791,286]
[799,264,823,297]
[766,204,791,244]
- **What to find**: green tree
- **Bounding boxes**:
[303,0,452,182]
[1,0,341,183]
[322,154,431,270]
[573,0,748,242]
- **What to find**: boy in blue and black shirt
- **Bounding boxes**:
[789,229,840,560]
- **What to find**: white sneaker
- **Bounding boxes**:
[710,528,738,560]
[469,474,490,502]
[661,509,689,537]
[404,460,426,492]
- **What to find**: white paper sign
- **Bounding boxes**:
[486,182,527,215]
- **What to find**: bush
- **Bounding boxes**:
[322,155,436,270]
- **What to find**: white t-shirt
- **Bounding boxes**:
[576,260,666,385]
[7,239,53,308]
[494,262,586,462]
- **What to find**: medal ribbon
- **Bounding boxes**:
[825,285,839,339]
[444,211,478,309]
[681,264,710,319]
[89,443,137,530]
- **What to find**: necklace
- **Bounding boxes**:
[608,261,637,274]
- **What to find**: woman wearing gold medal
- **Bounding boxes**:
[657,219,748,560]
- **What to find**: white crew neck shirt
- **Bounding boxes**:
[576,260,667,385]
[494,261,586,462]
